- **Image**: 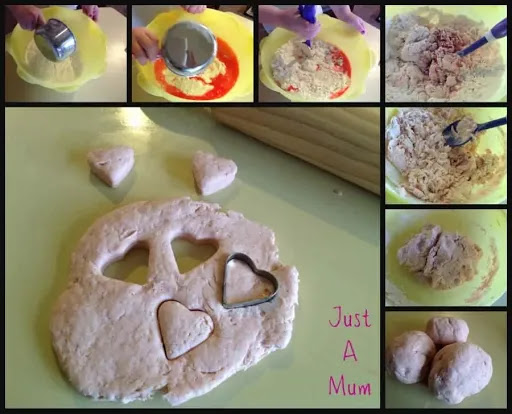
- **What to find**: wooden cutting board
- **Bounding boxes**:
[210,107,380,195]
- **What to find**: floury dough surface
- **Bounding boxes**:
[386,108,504,203]
[385,9,505,102]
[87,146,135,188]
[192,151,237,196]
[426,316,469,346]
[397,224,482,290]
[50,198,299,405]
[385,331,436,384]
[271,39,350,100]
[429,343,493,405]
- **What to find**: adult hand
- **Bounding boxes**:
[81,5,99,22]
[331,5,366,34]
[8,5,45,31]
[278,8,321,40]
[181,5,207,14]
[132,27,160,65]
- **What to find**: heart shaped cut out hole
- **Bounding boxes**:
[103,245,149,285]
[222,253,279,309]
[157,300,213,360]
[171,236,218,274]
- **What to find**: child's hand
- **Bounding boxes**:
[8,5,45,31]
[132,27,160,65]
[278,8,321,40]
[181,5,207,14]
[81,5,99,22]
[331,5,366,34]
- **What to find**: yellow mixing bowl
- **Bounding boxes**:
[259,14,376,102]
[136,8,253,102]
[385,107,507,204]
[386,5,507,102]
[386,209,507,306]
[6,6,106,93]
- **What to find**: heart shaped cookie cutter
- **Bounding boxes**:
[222,252,279,309]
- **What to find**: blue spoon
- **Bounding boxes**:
[443,116,507,147]
[457,18,507,57]
[298,5,317,48]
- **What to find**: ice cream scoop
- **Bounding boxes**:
[443,116,507,147]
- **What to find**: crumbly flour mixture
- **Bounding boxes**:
[25,39,83,83]
[164,58,226,96]
[386,108,504,203]
[385,8,505,101]
[271,38,350,100]
[397,224,482,290]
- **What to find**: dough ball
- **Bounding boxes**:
[385,331,436,384]
[397,224,482,290]
[429,342,492,405]
[426,316,469,346]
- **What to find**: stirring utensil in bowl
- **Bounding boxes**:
[457,18,507,57]
[34,18,77,62]
[443,116,507,147]
[298,5,318,48]
[161,21,217,77]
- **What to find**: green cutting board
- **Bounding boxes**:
[6,107,380,408]
[385,311,507,408]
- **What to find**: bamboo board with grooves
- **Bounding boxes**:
[210,107,380,195]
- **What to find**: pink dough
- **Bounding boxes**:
[87,146,134,188]
[192,151,237,196]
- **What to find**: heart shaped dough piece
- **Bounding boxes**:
[87,146,134,188]
[158,301,214,360]
[192,151,237,196]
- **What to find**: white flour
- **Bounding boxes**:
[271,38,350,100]
[24,39,83,83]
[385,8,505,102]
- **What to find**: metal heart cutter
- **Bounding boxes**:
[222,253,279,309]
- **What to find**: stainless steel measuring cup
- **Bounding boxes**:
[34,18,77,62]
[161,21,217,77]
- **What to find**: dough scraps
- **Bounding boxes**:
[87,146,135,188]
[271,38,351,100]
[385,8,505,102]
[397,224,483,290]
[50,198,299,405]
[386,108,504,203]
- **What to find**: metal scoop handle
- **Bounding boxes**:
[444,116,507,147]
